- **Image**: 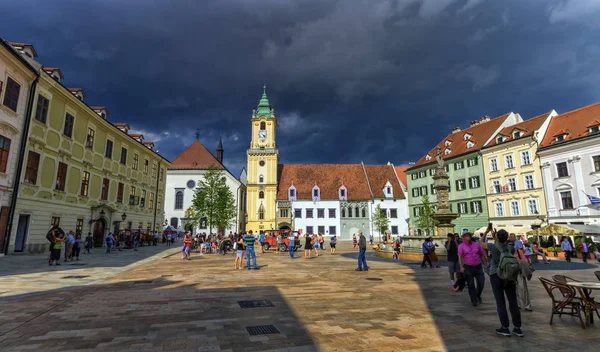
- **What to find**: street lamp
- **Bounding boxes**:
[121,213,127,222]
[89,209,106,224]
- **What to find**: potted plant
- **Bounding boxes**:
[547,247,559,257]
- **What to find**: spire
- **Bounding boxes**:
[217,137,223,151]
[216,137,224,164]
[256,85,271,117]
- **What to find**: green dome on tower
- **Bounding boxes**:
[255,85,272,117]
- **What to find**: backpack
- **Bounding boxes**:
[497,245,520,282]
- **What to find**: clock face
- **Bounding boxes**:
[258,130,267,139]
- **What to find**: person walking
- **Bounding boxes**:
[330,235,337,255]
[50,232,65,266]
[313,234,320,257]
[243,231,258,270]
[561,237,572,262]
[84,232,93,254]
[72,234,82,261]
[579,239,589,263]
[369,234,374,246]
[276,233,282,254]
[445,233,460,286]
[458,232,487,306]
[480,229,523,337]
[64,231,75,262]
[356,231,368,271]
[421,238,433,268]
[182,233,193,260]
[259,231,266,254]
[318,233,325,251]
[133,232,140,251]
[288,233,296,259]
[105,233,114,254]
[235,234,245,269]
[304,234,312,259]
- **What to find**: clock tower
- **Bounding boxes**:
[246,86,278,233]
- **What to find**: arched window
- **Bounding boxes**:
[355,207,360,218]
[341,208,345,217]
[258,204,265,220]
[260,121,266,130]
[347,207,352,218]
[174,191,183,210]
[259,191,264,199]
[259,175,264,183]
[361,208,366,218]
[170,217,178,227]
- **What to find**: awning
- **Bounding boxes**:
[526,223,581,237]
[563,224,600,235]
[475,225,530,235]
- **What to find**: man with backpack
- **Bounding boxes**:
[480,228,523,337]
[458,232,487,306]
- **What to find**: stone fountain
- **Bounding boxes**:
[432,147,459,236]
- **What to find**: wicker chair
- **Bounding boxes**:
[595,271,600,282]
[552,274,600,325]
[539,277,585,328]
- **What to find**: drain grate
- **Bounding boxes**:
[366,277,383,281]
[238,300,274,308]
[246,325,280,336]
[133,280,154,284]
[68,263,87,266]
[62,275,90,279]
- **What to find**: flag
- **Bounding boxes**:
[586,193,600,205]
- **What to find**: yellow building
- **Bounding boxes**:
[480,111,556,235]
[5,43,170,253]
[245,87,278,232]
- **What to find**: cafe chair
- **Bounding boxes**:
[595,271,600,283]
[552,275,594,301]
[539,277,585,329]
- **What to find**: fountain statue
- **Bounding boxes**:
[432,147,459,236]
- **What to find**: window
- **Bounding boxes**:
[24,151,40,184]
[492,179,501,193]
[507,177,516,192]
[339,188,346,198]
[140,190,146,207]
[174,191,183,209]
[429,168,435,176]
[527,199,539,215]
[524,174,535,190]
[329,208,336,218]
[170,217,178,227]
[160,168,164,181]
[412,188,418,197]
[458,202,468,214]
[362,208,366,218]
[143,159,148,174]
[80,171,90,196]
[413,207,420,217]
[101,178,109,200]
[152,163,157,178]
[411,173,417,180]
[456,179,466,191]
[306,209,313,218]
[386,186,392,195]
[55,162,67,191]
[317,226,325,234]
[258,191,264,199]
[157,195,162,210]
[430,184,436,194]
[76,218,83,236]
[416,171,424,178]
[133,154,139,170]
[294,209,302,218]
[420,186,428,196]
[470,201,482,214]
[63,113,74,138]
[505,154,514,169]
[280,209,289,218]
[130,186,137,205]
[35,95,49,123]
[590,125,600,134]
[513,130,522,139]
[490,158,498,172]
[317,208,325,218]
[495,202,504,217]
[468,176,480,189]
[556,162,568,177]
[556,134,565,142]
[105,140,113,158]
[260,121,266,130]
[117,182,124,203]
[509,200,520,216]
[312,187,320,199]
[2,77,20,111]
[259,175,264,183]
[560,191,574,210]
[0,135,10,173]
[329,226,336,235]
[120,147,127,165]
[306,226,314,234]
[593,155,600,172]
[496,136,504,144]
[467,158,478,167]
[346,207,352,218]
[390,209,398,218]
[521,151,531,165]
[289,188,295,197]
[51,216,60,227]
[454,161,464,170]
[259,160,265,167]
[391,226,398,235]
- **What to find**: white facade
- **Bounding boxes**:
[539,136,600,225]
[369,199,409,238]
[165,169,246,234]
[290,200,340,237]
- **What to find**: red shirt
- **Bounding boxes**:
[458,241,484,266]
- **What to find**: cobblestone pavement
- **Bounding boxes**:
[0,246,599,351]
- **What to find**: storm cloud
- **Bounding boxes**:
[2,0,599,174]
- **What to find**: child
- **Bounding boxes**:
[352,234,357,250]
[50,233,65,266]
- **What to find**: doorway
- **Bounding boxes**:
[93,219,106,247]
[14,214,30,252]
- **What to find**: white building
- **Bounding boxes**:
[538,102,600,225]
[165,139,246,234]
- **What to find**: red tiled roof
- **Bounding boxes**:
[67,87,86,97]
[276,164,371,200]
[169,140,224,170]
[129,133,143,138]
[540,102,600,148]
[394,165,409,188]
[90,106,106,110]
[486,111,551,147]
[409,113,513,169]
[8,42,38,57]
[364,165,405,199]
[42,67,64,78]
[113,123,129,127]
[586,119,600,128]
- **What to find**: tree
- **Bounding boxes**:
[415,196,438,236]
[372,204,390,242]
[189,165,236,234]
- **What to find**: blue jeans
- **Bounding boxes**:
[106,243,112,253]
[289,243,295,258]
[358,249,368,270]
[246,247,257,269]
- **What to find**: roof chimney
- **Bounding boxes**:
[451,126,461,133]
[480,115,491,123]
[470,120,479,127]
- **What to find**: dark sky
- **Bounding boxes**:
[2,0,599,175]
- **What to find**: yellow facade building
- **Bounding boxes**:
[480,111,556,235]
[245,88,278,232]
[4,43,170,253]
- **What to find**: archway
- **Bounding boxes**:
[93,219,106,247]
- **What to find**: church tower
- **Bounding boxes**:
[246,86,278,233]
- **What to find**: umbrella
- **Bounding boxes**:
[163,225,176,232]
[176,226,186,234]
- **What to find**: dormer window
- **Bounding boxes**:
[466,141,475,148]
[587,120,600,134]
[512,130,522,139]
[339,185,347,200]
[445,140,452,147]
[556,134,565,142]
[444,148,451,155]
[384,181,393,198]
[425,154,431,161]
[496,136,505,144]
[463,133,472,140]
[312,185,320,201]
[553,129,569,142]
[288,185,297,201]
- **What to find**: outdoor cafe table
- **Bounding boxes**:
[567,281,600,327]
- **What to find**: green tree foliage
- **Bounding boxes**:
[189,165,236,233]
[415,196,438,236]
[372,204,390,240]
